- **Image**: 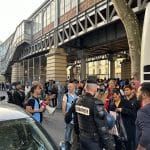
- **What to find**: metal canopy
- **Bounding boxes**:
[66,37,129,63]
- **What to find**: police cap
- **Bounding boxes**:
[86,76,97,84]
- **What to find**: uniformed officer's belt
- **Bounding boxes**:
[80,130,99,138]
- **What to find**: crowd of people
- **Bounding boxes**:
[1,77,150,150]
[62,77,150,150]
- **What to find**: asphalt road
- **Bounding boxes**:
[42,108,65,146]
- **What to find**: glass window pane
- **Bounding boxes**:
[50,1,55,22]
[47,5,50,25]
[79,0,84,3]
[65,0,71,13]
[39,12,42,31]
[35,16,39,32]
[43,10,47,27]
[33,20,36,34]
[60,0,65,16]
[71,0,76,8]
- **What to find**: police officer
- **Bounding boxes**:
[75,76,115,150]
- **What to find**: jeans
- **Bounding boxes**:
[64,123,74,143]
[57,93,63,108]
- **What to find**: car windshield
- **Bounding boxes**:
[0,118,57,150]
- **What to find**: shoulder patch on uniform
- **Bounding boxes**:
[75,105,90,116]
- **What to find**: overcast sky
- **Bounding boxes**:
[0,0,45,42]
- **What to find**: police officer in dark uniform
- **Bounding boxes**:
[75,76,115,150]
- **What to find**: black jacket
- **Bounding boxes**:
[13,90,25,107]
[126,95,141,124]
[108,98,136,141]
[136,104,150,149]
[76,93,115,150]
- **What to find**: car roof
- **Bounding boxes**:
[0,103,30,121]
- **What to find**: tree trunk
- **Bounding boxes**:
[112,0,141,80]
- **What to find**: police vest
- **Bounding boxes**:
[75,93,98,133]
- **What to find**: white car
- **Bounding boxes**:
[0,103,58,150]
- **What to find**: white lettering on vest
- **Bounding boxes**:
[75,105,90,116]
